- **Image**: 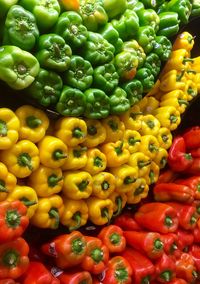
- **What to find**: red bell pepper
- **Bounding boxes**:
[98,225,126,253]
[177,229,194,252]
[175,252,198,283]
[114,212,141,231]
[186,158,200,175]
[102,256,132,284]
[124,231,164,260]
[193,200,200,216]
[168,136,193,172]
[193,226,200,243]
[0,237,29,279]
[189,245,200,273]
[191,147,200,158]
[154,253,176,283]
[134,202,179,233]
[0,280,19,284]
[175,176,200,200]
[41,231,87,269]
[81,236,109,275]
[167,279,187,284]
[0,200,29,243]
[156,169,179,184]
[122,247,155,284]
[160,233,180,258]
[58,271,92,284]
[183,126,200,149]
[153,182,194,203]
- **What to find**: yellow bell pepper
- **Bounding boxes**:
[172,32,195,52]
[60,198,88,231]
[0,162,17,202]
[159,70,186,92]
[110,164,138,193]
[92,171,115,199]
[100,141,130,168]
[82,119,106,148]
[30,195,64,229]
[15,105,49,143]
[62,171,93,200]
[184,79,198,101]
[28,165,63,197]
[160,90,189,113]
[126,178,149,204]
[139,114,161,136]
[120,105,142,131]
[7,185,38,218]
[86,197,113,226]
[0,140,40,178]
[61,145,87,171]
[153,147,168,169]
[123,129,141,154]
[38,135,68,169]
[0,108,20,150]
[146,79,160,97]
[101,115,125,143]
[82,148,107,175]
[137,97,159,114]
[194,73,200,94]
[146,161,160,185]
[153,106,181,131]
[54,117,87,147]
[128,152,151,177]
[184,69,197,81]
[109,191,127,217]
[156,127,173,150]
[190,56,200,73]
[139,135,159,160]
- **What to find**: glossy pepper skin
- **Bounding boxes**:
[135,68,155,93]
[3,5,39,51]
[172,32,195,52]
[137,8,160,32]
[92,171,115,199]
[156,127,173,150]
[123,39,146,68]
[122,79,143,106]
[59,0,80,11]
[114,51,138,81]
[128,152,151,177]
[0,162,16,202]
[159,70,186,93]
[144,53,161,77]
[154,253,176,283]
[153,106,181,131]
[58,271,92,284]
[99,23,119,48]
[87,197,113,225]
[102,0,126,19]
[109,191,127,217]
[160,90,188,114]
[109,87,130,115]
[183,126,200,150]
[0,0,18,19]
[0,45,39,90]
[114,212,141,231]
[176,176,200,200]
[190,0,200,18]
[160,233,180,257]
[102,115,125,143]
[177,229,194,251]
[153,35,172,61]
[157,12,180,38]
[61,145,87,170]
[126,177,149,204]
[139,134,159,160]
[82,148,107,175]
[167,0,192,25]
[136,26,156,54]
[175,252,197,283]
[123,129,141,154]
[81,119,106,148]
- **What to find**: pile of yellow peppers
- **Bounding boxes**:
[0,31,198,231]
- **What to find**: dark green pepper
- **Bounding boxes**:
[114,51,138,81]
[84,88,110,119]
[27,68,63,107]
[93,63,119,94]
[102,0,127,19]
[144,53,161,77]
[115,38,124,54]
[136,26,156,54]
[135,67,154,93]
[36,33,72,72]
[99,23,119,48]
[122,79,143,106]
[63,55,93,91]
[109,87,130,115]
[153,35,172,61]
[167,0,192,25]
[123,40,146,68]
[3,5,39,51]
[136,8,160,32]
[157,12,180,38]
[190,0,200,18]
[142,0,165,9]
[83,32,115,67]
[56,86,85,117]
[54,11,88,50]
[0,0,18,19]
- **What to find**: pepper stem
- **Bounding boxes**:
[101,207,110,224]
[160,271,172,282]
[176,70,185,81]
[169,115,178,124]
[134,185,145,196]
[183,58,194,63]
[109,232,121,245]
[72,237,85,255]
[69,212,81,231]
[190,215,197,225]
[141,276,150,284]
[20,197,37,207]
[128,137,141,146]
[0,180,8,192]
[78,180,89,191]
[26,116,42,129]
[91,248,103,263]
[18,153,33,170]
[6,209,21,228]
[113,196,122,217]
[115,268,128,281]
[138,160,151,168]
[165,216,173,227]
[178,99,189,106]
[2,250,19,267]
[48,174,63,187]
[115,142,123,155]
[87,125,97,136]
[154,239,163,250]
[124,176,136,184]
[94,156,103,167]
[49,208,59,229]
[72,127,83,138]
[53,150,67,160]
[0,119,7,136]
[130,112,143,119]
[101,181,110,191]
[108,120,118,131]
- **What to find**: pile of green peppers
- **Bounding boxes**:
[0,0,195,119]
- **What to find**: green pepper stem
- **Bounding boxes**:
[138,160,151,168]
[2,250,19,267]
[94,156,103,167]
[115,142,123,155]
[72,237,85,255]
[87,125,97,136]
[124,176,136,184]
[184,153,192,160]
[101,207,110,225]
[178,99,189,106]
[110,232,121,245]
[176,70,185,81]
[149,170,155,184]
[53,150,67,160]
[78,180,89,191]
[0,180,8,192]
[18,153,33,170]
[165,216,173,227]
[20,198,36,207]
[101,181,110,191]
[53,43,61,58]
[154,239,163,250]
[49,208,59,229]
[113,196,122,217]
[69,212,81,231]
[73,127,83,138]
[26,116,42,129]
[6,210,21,228]
[183,58,194,63]
[73,147,87,158]
[169,115,178,124]
[190,215,197,224]
[0,119,7,136]
[91,248,103,263]
[130,112,143,119]
[108,120,118,131]
[141,276,150,284]
[128,138,141,146]
[149,144,158,152]
[160,271,172,282]
[48,174,63,187]
[115,268,128,281]
[134,185,145,196]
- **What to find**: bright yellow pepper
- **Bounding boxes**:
[100,141,130,168]
[60,198,88,231]
[109,191,127,217]
[153,147,168,169]
[0,108,20,150]
[0,140,40,178]
[101,115,125,143]
[92,171,115,199]
[62,171,93,200]
[54,117,87,147]
[146,161,160,185]
[194,73,200,94]
[59,0,80,11]
[128,152,151,177]
[82,148,107,175]
[120,105,142,131]
[137,97,159,114]
[82,119,106,148]
[30,195,64,229]
[139,135,159,160]
[86,197,113,226]
[190,56,200,73]
[183,79,198,101]
[153,106,181,131]
[110,164,138,193]
[15,105,49,143]
[156,127,173,150]
[38,135,68,169]
[139,114,161,136]
[7,185,38,218]
[0,162,17,202]
[123,129,141,154]
[172,32,195,52]
[160,89,189,113]
[61,145,87,171]
[146,79,160,97]
[126,178,149,204]
[28,165,63,197]
[159,70,186,92]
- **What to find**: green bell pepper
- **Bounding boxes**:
[56,86,85,117]
[157,12,180,38]
[115,38,124,54]
[3,5,39,51]
[84,88,110,119]
[99,23,119,48]
[123,40,146,68]
[144,53,161,77]
[93,63,119,94]
[122,79,143,106]
[79,0,108,32]
[135,67,154,93]
[153,35,172,61]
[132,1,145,13]
[63,55,93,91]
[112,9,139,40]
[114,51,138,81]
[0,0,18,19]
[137,8,160,32]
[190,0,200,18]
[102,0,127,19]
[135,26,156,54]
[142,0,165,9]
[109,87,130,115]
[19,0,60,32]
[83,32,115,67]
[36,33,72,72]
[27,68,63,107]
[126,0,139,9]
[54,11,88,50]
[0,45,39,90]
[167,0,192,25]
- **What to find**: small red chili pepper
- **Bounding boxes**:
[175,176,200,200]
[134,202,179,233]
[191,147,200,158]
[177,229,194,252]
[160,233,180,258]
[193,226,200,243]
[183,126,200,149]
[58,271,93,284]
[114,212,141,231]
[154,253,176,283]
[156,169,179,184]
[98,225,126,253]
[175,252,198,283]
[124,231,164,260]
[186,158,200,175]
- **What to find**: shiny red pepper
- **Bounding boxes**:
[58,271,92,284]
[0,280,19,284]
[114,212,141,231]
[186,158,200,175]
[175,252,198,283]
[189,245,200,273]
[191,147,200,158]
[156,169,179,184]
[183,126,200,149]
[192,200,200,216]
[193,226,200,243]
[160,233,180,258]
[154,253,176,283]
[177,229,194,252]
[167,279,187,284]
[175,176,200,200]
